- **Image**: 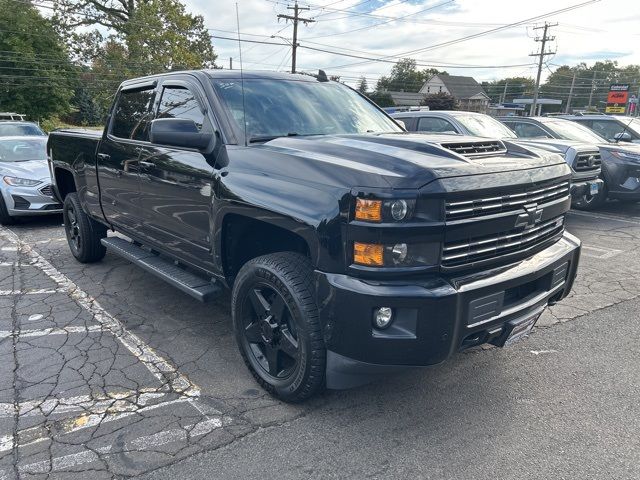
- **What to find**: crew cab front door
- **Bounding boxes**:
[136,79,216,270]
[97,83,156,231]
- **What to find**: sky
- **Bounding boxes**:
[181,0,640,89]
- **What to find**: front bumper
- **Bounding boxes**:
[2,184,62,216]
[570,178,603,199]
[316,232,581,389]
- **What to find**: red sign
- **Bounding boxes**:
[607,91,629,104]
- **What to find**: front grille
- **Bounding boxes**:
[442,216,565,268]
[574,151,601,172]
[39,184,54,197]
[441,140,507,157]
[445,181,570,221]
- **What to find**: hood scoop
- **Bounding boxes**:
[440,140,507,157]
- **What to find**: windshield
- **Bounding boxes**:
[0,138,47,162]
[0,124,45,137]
[544,120,606,143]
[453,114,517,138]
[211,78,402,141]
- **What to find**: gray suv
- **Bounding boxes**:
[501,116,640,208]
[392,110,603,209]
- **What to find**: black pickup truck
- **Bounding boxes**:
[47,70,581,402]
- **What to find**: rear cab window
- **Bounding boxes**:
[110,87,156,141]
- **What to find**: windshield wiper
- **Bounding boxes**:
[249,132,301,143]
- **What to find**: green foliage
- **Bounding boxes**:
[482,77,535,103]
[357,76,368,94]
[367,91,395,108]
[376,59,447,93]
[421,92,456,110]
[0,0,75,120]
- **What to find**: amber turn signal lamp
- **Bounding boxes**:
[353,242,384,266]
[355,198,382,222]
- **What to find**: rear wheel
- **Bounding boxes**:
[0,195,16,226]
[63,193,107,263]
[231,252,325,402]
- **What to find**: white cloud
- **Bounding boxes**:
[185,0,640,87]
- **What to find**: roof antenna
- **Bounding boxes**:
[236,3,248,146]
[317,69,329,82]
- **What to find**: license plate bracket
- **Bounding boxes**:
[494,310,543,347]
[589,182,599,196]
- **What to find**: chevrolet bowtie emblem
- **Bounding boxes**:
[515,204,543,229]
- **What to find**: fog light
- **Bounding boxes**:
[374,307,393,329]
[390,199,408,221]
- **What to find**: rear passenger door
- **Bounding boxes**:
[97,83,156,231]
[136,77,217,270]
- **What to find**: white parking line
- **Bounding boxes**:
[0,288,61,296]
[0,227,199,397]
[0,325,105,339]
[11,416,226,475]
[581,245,623,259]
[568,210,640,226]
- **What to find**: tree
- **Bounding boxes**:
[367,91,394,108]
[357,76,368,94]
[376,59,447,93]
[482,77,535,103]
[421,92,455,110]
[0,0,75,120]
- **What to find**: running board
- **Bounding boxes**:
[101,237,222,302]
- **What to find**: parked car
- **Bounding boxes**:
[391,110,603,209]
[560,114,640,143]
[0,136,62,225]
[0,121,46,137]
[48,70,580,401]
[0,112,26,121]
[501,116,640,208]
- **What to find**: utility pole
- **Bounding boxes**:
[277,2,315,74]
[500,81,509,104]
[529,22,557,116]
[587,71,597,109]
[565,71,577,113]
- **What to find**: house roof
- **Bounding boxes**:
[387,91,426,106]
[424,75,488,100]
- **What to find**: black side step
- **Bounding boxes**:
[101,237,222,302]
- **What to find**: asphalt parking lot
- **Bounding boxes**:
[1,201,639,479]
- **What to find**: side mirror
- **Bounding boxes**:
[394,119,407,130]
[149,118,212,150]
[614,131,632,142]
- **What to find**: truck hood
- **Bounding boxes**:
[260,133,567,189]
[0,159,51,182]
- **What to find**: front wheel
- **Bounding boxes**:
[63,193,107,263]
[0,194,16,226]
[231,252,325,402]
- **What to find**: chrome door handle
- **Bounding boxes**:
[97,153,110,161]
[138,161,155,168]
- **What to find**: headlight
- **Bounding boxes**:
[3,176,41,187]
[355,197,416,222]
[611,150,640,162]
[353,242,439,267]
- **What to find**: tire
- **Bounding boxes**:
[63,192,107,263]
[0,195,16,226]
[232,252,325,402]
[573,182,608,211]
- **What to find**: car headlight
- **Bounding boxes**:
[353,241,439,268]
[355,197,416,222]
[611,150,640,163]
[3,176,41,187]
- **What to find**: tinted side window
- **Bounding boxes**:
[590,120,624,140]
[111,88,156,141]
[509,122,551,138]
[417,117,457,133]
[157,86,205,130]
